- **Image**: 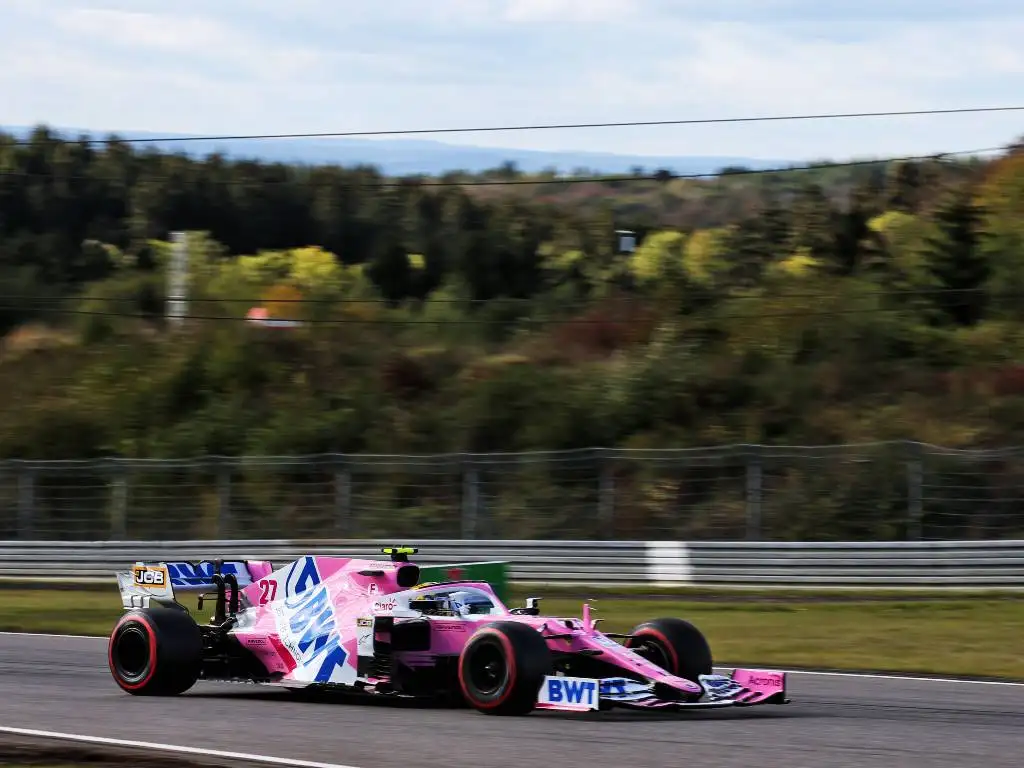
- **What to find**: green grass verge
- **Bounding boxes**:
[545,597,1024,680]
[2,587,1022,679]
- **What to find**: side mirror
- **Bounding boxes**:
[511,597,541,616]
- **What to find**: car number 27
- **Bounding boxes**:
[258,578,279,605]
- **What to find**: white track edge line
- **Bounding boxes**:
[0,726,359,768]
[4,631,1020,688]
[763,668,1024,687]
[713,666,1024,687]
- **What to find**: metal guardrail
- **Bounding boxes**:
[0,540,647,585]
[1,539,1022,587]
[687,540,1024,586]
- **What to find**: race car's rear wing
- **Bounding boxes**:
[116,559,274,610]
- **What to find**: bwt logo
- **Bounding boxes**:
[542,677,598,710]
[280,580,348,683]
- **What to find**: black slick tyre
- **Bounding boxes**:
[625,617,713,688]
[108,607,203,696]
[458,621,551,715]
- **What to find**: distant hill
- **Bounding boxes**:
[3,124,786,177]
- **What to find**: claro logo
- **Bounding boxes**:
[372,598,397,612]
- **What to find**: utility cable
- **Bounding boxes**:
[7,106,1024,146]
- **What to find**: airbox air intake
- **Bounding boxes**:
[396,564,420,588]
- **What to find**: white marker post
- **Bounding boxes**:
[615,229,636,254]
[167,231,189,327]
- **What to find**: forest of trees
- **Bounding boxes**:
[2,125,1024,539]
[0,125,1022,459]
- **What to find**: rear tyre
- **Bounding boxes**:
[108,607,203,696]
[458,621,551,715]
[625,617,713,688]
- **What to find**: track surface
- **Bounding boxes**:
[1,634,1021,768]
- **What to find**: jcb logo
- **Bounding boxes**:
[133,567,166,586]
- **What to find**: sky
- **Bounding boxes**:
[2,0,1023,162]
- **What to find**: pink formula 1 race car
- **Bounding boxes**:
[108,547,790,715]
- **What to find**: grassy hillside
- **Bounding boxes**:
[2,129,1024,538]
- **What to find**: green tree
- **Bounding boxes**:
[787,183,838,269]
[924,185,988,326]
[977,148,1024,321]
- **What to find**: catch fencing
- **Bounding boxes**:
[0,539,1021,587]
[1,441,1023,542]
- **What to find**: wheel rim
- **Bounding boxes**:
[113,625,150,683]
[634,638,672,673]
[468,641,506,696]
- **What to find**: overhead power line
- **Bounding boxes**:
[8,106,1024,146]
[0,145,1007,188]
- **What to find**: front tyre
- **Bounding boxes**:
[458,621,551,715]
[625,617,713,688]
[108,607,203,696]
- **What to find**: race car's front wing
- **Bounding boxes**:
[536,669,789,712]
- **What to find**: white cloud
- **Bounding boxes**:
[1,1,1022,159]
[54,9,227,54]
[49,8,334,83]
[502,0,635,23]
[700,19,1024,116]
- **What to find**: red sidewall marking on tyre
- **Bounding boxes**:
[458,629,518,710]
[108,614,158,692]
[632,628,679,674]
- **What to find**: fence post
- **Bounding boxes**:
[597,449,615,539]
[745,446,763,541]
[16,462,34,540]
[109,460,128,540]
[216,459,232,538]
[333,457,351,536]
[906,442,924,541]
[461,456,479,540]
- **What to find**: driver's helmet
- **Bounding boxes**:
[447,590,494,616]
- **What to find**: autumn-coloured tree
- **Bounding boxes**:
[2,128,1024,540]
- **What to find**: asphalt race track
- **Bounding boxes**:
[0,633,1021,768]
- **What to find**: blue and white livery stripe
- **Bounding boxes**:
[598,677,655,701]
[270,557,355,685]
[161,561,254,590]
[698,674,748,700]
